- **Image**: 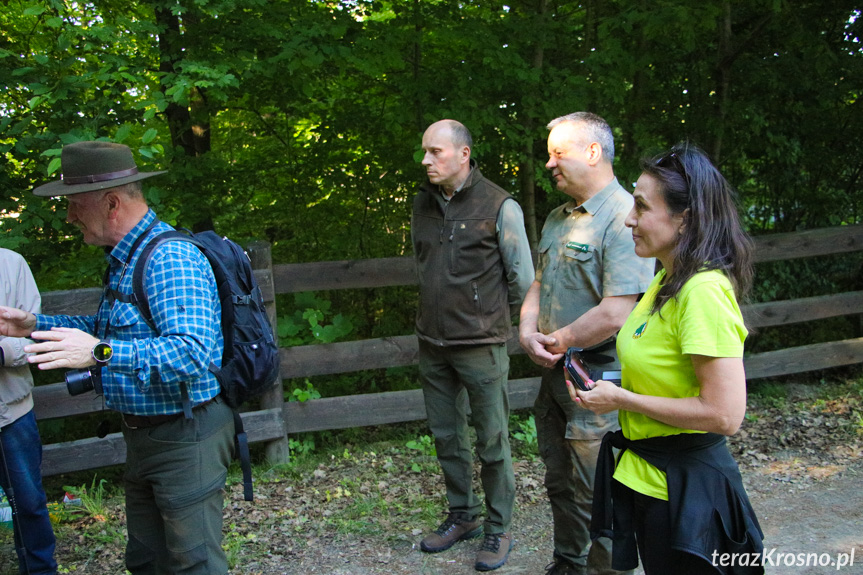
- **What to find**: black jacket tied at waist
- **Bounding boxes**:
[592,430,765,574]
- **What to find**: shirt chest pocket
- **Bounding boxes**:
[562,243,599,290]
[108,302,142,333]
[537,236,553,273]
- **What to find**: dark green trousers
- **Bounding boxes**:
[535,367,632,575]
[122,396,234,575]
[419,341,515,534]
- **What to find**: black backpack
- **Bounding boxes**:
[122,222,280,501]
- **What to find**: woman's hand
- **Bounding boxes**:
[569,380,623,415]
[564,366,623,414]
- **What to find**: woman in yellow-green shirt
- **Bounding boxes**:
[568,143,764,575]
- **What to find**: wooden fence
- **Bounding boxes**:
[33,224,863,476]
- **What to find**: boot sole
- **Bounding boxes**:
[420,525,484,553]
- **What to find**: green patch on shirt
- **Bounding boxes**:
[565,241,590,253]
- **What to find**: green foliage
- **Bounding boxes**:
[222,523,256,568]
[748,381,789,409]
[746,252,863,354]
[288,380,322,403]
[405,434,436,458]
[63,478,113,520]
[4,0,860,272]
[511,414,538,448]
[405,434,436,472]
[278,293,355,346]
[288,435,317,457]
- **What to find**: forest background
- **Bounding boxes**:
[2,0,863,427]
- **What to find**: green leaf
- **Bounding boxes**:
[115,124,132,143]
[141,129,158,144]
[23,5,46,16]
[302,309,323,327]
[47,157,62,176]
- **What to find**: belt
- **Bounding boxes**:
[122,397,217,429]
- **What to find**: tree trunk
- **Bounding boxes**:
[713,1,733,164]
[517,0,547,257]
[412,0,423,132]
[153,5,211,159]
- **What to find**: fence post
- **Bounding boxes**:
[246,240,290,464]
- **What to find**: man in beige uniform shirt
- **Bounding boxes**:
[519,113,654,575]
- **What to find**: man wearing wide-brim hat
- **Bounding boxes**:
[0,141,234,574]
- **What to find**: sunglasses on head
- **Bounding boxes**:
[656,151,691,186]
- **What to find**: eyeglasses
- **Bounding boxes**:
[656,151,691,186]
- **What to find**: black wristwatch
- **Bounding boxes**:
[92,340,113,365]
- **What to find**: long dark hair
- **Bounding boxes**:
[641,142,753,314]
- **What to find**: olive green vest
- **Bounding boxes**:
[412,168,513,345]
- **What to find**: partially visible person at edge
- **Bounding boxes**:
[519,112,654,575]
[0,141,234,575]
[412,119,534,572]
[569,143,764,575]
[0,248,57,575]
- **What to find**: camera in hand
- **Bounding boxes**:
[66,367,104,396]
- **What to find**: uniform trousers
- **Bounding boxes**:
[122,396,234,575]
[419,340,515,534]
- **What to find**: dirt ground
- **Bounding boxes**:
[232,459,863,575]
[2,382,862,574]
[227,381,863,575]
[224,380,863,575]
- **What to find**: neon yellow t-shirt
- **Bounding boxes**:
[613,269,747,500]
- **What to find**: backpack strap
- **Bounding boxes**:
[102,217,160,310]
[233,411,254,501]
[130,230,191,332]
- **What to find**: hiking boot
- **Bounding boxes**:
[544,557,581,575]
[420,512,483,553]
[475,532,513,571]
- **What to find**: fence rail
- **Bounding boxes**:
[34,224,863,476]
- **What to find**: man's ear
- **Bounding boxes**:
[460,146,471,165]
[586,142,603,166]
[103,190,121,218]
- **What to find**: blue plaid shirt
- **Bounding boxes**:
[36,210,223,415]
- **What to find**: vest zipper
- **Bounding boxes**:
[440,201,450,244]
[472,281,486,330]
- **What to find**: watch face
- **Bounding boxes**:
[93,342,113,363]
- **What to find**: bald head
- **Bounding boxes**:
[421,120,473,194]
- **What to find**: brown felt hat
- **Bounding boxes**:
[33,141,167,197]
